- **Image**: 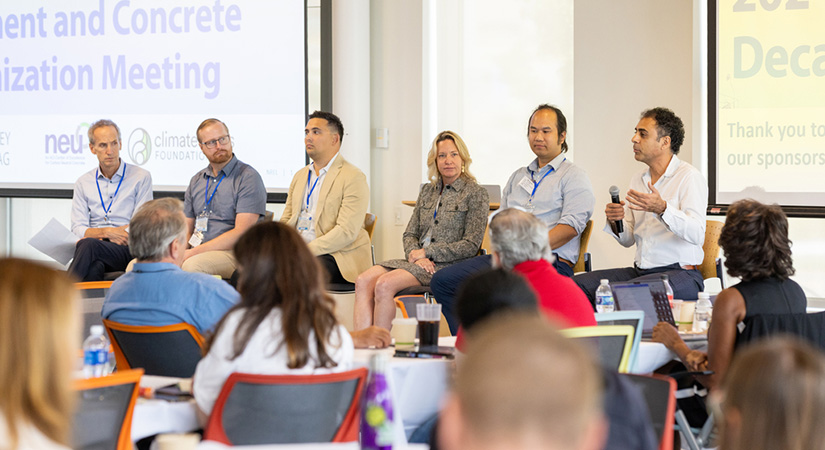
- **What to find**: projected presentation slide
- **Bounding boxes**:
[0,0,306,193]
[716,0,825,207]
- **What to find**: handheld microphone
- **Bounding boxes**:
[609,185,623,233]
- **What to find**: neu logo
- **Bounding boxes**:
[44,123,90,154]
[128,128,152,165]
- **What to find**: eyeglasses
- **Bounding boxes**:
[201,135,230,149]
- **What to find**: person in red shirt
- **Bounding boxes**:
[489,208,596,328]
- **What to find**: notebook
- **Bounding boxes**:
[612,280,706,341]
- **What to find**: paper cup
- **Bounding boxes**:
[671,300,683,325]
[679,301,696,332]
[391,318,418,346]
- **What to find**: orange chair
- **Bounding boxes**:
[72,368,144,450]
[103,319,205,377]
[623,373,677,450]
[204,368,368,445]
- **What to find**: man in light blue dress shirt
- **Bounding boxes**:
[102,198,239,334]
[68,119,153,281]
[431,105,595,331]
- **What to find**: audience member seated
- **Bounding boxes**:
[653,199,807,389]
[193,222,354,421]
[102,198,240,335]
[715,337,825,450]
[353,130,488,331]
[488,208,596,328]
[438,314,607,450]
[0,259,79,450]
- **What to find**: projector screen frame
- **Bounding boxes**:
[0,0,320,204]
[707,0,825,218]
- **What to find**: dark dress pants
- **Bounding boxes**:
[572,263,705,308]
[68,238,132,282]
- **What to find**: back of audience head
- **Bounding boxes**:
[489,207,553,270]
[719,199,794,281]
[129,198,187,263]
[205,221,341,369]
[439,314,606,450]
[0,258,78,448]
[456,268,538,337]
[718,337,825,450]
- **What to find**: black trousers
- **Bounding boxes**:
[572,263,705,308]
[68,238,132,282]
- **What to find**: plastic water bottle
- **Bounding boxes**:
[693,293,712,332]
[361,353,394,450]
[595,279,615,313]
[83,325,110,378]
[661,274,675,308]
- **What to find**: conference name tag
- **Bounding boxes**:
[518,176,534,194]
[189,231,203,248]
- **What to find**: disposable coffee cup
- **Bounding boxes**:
[679,301,696,332]
[391,318,418,346]
[151,433,200,450]
[416,303,442,347]
[671,300,683,325]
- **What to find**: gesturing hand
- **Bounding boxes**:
[626,182,667,214]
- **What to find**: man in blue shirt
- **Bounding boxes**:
[182,118,266,279]
[68,119,153,281]
[102,197,239,334]
[430,104,595,332]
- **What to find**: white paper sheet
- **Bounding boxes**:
[27,218,79,265]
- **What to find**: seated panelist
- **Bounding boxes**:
[353,131,488,331]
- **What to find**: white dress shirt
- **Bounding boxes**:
[299,152,340,242]
[605,155,707,269]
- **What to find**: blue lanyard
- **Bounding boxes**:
[204,173,226,210]
[305,169,322,210]
[96,165,126,221]
[529,158,565,199]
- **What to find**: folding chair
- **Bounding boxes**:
[561,325,635,373]
[103,319,205,377]
[623,373,677,450]
[72,368,144,450]
[595,310,645,372]
[203,368,368,445]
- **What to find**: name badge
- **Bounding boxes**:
[189,231,203,248]
[518,176,534,194]
[297,210,312,233]
[195,212,209,233]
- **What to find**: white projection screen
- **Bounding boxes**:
[0,0,306,199]
[711,0,825,212]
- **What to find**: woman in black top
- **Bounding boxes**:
[653,199,806,389]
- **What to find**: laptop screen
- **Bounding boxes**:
[612,280,673,334]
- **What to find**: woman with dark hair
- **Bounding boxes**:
[353,130,488,331]
[193,222,353,418]
[653,199,806,389]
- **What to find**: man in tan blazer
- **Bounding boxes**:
[281,110,371,284]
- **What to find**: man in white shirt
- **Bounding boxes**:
[573,107,707,305]
[68,119,153,281]
[281,111,371,285]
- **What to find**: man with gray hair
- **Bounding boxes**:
[439,314,607,450]
[488,208,595,328]
[68,119,153,281]
[102,198,239,334]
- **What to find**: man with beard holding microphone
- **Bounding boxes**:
[181,118,267,278]
[573,107,707,306]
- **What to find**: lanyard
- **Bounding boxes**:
[204,173,226,210]
[529,158,565,200]
[96,165,126,221]
[305,168,322,210]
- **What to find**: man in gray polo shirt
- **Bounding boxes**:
[182,118,266,279]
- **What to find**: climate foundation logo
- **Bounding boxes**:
[128,128,152,165]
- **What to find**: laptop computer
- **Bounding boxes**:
[612,280,706,341]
